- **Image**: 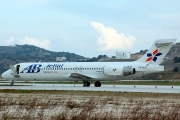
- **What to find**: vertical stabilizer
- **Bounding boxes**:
[135,39,176,65]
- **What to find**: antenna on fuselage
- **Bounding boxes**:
[39,60,41,63]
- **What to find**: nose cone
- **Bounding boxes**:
[1,69,14,80]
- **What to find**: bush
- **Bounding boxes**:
[173,57,180,63]
[173,67,179,72]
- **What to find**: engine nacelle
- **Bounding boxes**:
[123,66,136,76]
[103,65,136,76]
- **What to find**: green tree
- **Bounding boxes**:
[97,55,103,59]
[173,67,179,72]
[173,57,180,63]
[103,55,107,58]
[111,56,116,59]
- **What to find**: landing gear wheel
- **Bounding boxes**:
[10,80,14,86]
[83,81,90,87]
[94,81,101,87]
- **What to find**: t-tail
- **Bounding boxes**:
[135,39,176,65]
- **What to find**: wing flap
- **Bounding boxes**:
[69,73,94,80]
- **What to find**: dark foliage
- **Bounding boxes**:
[173,57,180,63]
[173,67,179,72]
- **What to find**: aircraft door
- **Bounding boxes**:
[16,65,20,74]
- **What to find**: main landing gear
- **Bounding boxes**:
[94,81,101,87]
[83,81,101,87]
[83,81,90,87]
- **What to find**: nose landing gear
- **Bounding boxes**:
[10,79,15,86]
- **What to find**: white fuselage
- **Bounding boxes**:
[2,61,164,82]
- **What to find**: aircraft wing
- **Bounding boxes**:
[69,73,94,80]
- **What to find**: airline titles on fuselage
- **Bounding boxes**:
[20,64,103,74]
[20,64,64,73]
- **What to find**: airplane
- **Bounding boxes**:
[1,39,176,87]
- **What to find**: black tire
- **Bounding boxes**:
[95,81,101,87]
[83,81,90,87]
[87,82,90,86]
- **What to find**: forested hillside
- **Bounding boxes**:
[0,44,85,73]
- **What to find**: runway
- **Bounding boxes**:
[0,83,180,93]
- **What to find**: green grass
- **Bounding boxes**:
[0,89,179,98]
[2,80,179,86]
[106,81,180,86]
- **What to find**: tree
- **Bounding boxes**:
[102,55,108,58]
[111,56,116,59]
[173,57,180,63]
[173,67,179,72]
[97,55,102,59]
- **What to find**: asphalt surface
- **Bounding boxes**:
[0,83,180,93]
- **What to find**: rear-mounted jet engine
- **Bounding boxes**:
[103,65,136,76]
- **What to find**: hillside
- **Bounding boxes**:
[0,42,180,76]
[0,44,85,73]
[160,42,180,72]
[166,42,180,58]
